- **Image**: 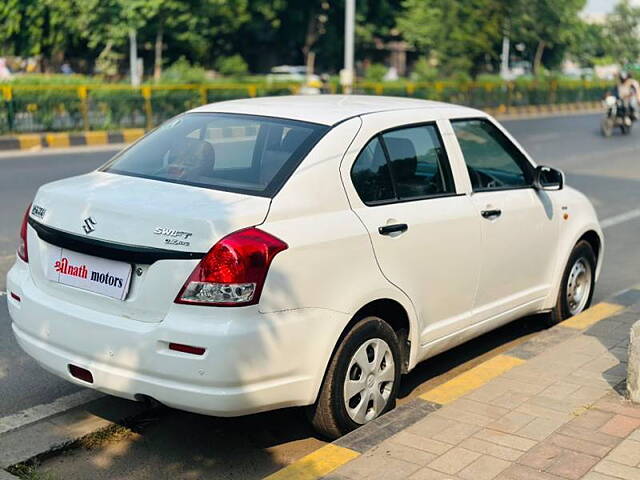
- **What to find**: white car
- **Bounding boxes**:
[7,96,603,438]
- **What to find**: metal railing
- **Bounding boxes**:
[0,80,611,134]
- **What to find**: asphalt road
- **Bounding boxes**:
[1,112,640,479]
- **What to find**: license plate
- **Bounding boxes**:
[46,247,132,300]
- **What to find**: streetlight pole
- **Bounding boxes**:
[129,29,140,87]
[342,0,355,94]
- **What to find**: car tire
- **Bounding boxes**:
[601,117,613,137]
[546,240,596,326]
[308,316,402,440]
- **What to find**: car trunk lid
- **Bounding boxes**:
[27,171,271,322]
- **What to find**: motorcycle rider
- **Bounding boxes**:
[616,71,640,122]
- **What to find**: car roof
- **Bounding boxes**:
[189,95,483,126]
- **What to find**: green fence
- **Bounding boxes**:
[0,80,611,134]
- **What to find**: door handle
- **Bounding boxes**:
[481,209,502,219]
[378,223,408,235]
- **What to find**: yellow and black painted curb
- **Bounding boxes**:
[264,287,640,480]
[485,101,601,118]
[0,129,146,151]
[0,101,602,153]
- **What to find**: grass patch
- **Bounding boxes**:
[77,423,134,450]
[8,463,59,480]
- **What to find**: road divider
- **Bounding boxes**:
[0,103,603,152]
[0,129,145,151]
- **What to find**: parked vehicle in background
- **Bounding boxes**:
[601,94,634,136]
[266,65,307,83]
[7,96,604,439]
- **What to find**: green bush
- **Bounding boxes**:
[412,58,439,82]
[475,74,503,84]
[1,74,104,85]
[364,63,388,82]
[160,57,207,84]
[215,55,249,78]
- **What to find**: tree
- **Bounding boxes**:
[396,0,504,77]
[0,0,83,70]
[605,0,640,64]
[569,22,609,68]
[508,0,587,74]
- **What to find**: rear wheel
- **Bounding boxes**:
[308,316,401,439]
[547,240,596,326]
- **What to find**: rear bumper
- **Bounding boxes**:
[7,259,348,416]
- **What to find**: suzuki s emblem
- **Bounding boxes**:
[82,217,97,234]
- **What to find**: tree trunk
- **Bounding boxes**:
[302,7,319,75]
[154,22,164,83]
[533,40,545,75]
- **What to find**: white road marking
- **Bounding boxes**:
[0,291,6,297]
[0,390,103,435]
[601,208,640,230]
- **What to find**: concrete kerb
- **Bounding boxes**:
[0,103,603,152]
[0,129,145,152]
[265,287,640,480]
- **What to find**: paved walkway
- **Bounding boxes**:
[264,290,640,480]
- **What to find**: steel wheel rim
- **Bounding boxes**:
[343,338,395,425]
[566,257,592,316]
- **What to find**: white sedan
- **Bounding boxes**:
[7,96,603,438]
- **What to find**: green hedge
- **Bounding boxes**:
[0,80,610,134]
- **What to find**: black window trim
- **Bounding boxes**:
[350,120,462,207]
[100,112,331,199]
[450,116,536,193]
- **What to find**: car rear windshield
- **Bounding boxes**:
[101,113,329,197]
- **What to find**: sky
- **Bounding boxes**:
[584,0,639,13]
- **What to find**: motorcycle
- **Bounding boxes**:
[601,95,634,137]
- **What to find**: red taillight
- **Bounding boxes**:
[17,204,31,263]
[175,227,287,306]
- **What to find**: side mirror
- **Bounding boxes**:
[533,165,564,191]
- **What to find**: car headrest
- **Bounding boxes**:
[385,137,417,179]
[171,138,216,175]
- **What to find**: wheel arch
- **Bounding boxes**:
[348,298,412,374]
[543,225,604,311]
[578,230,602,263]
[310,295,417,406]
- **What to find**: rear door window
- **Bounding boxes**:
[381,125,454,200]
[350,123,455,205]
[101,113,328,197]
[350,137,396,204]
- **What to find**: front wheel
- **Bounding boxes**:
[547,240,596,326]
[308,316,401,439]
[601,116,614,137]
